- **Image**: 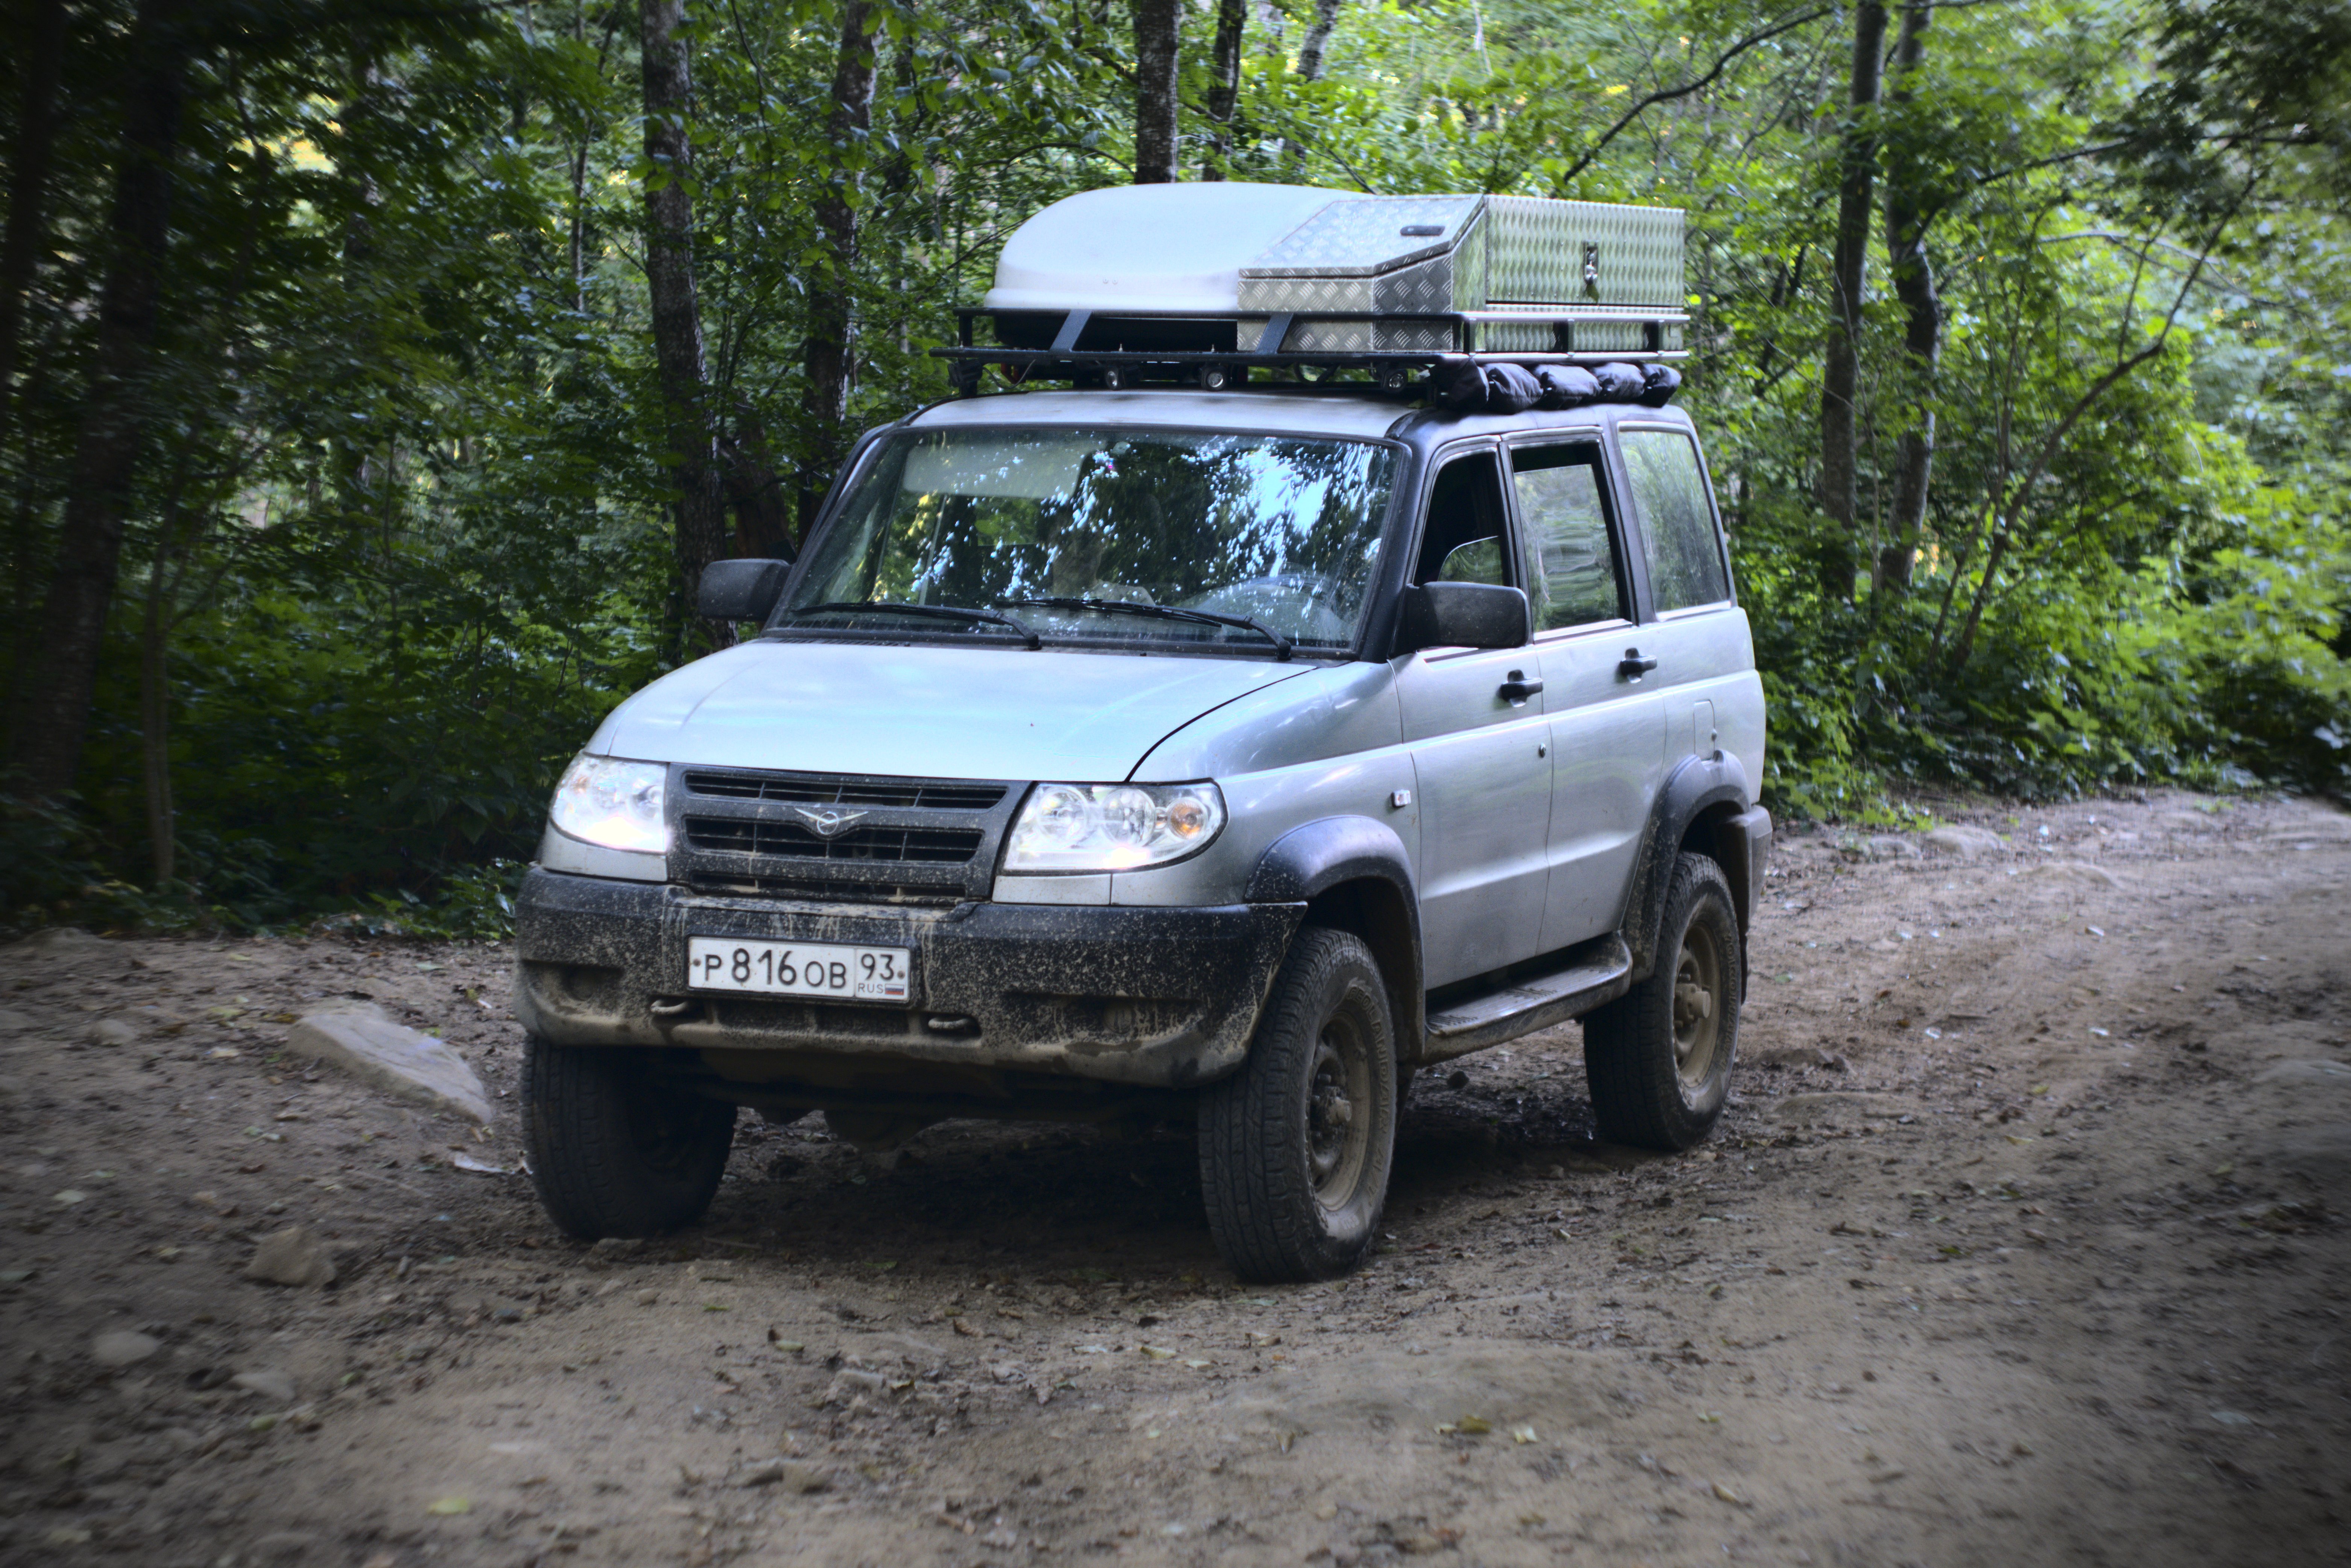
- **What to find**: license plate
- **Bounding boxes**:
[685,937,912,1002]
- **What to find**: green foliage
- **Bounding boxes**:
[2,0,2345,929]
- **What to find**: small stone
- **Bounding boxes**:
[245,1226,337,1288]
[590,1236,645,1259]
[91,1330,161,1367]
[251,1530,313,1560]
[1922,825,2003,859]
[89,1016,140,1048]
[634,1289,660,1306]
[232,1368,298,1404]
[1866,834,1920,860]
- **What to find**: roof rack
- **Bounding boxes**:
[932,185,1690,398]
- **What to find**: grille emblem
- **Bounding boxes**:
[788,805,869,839]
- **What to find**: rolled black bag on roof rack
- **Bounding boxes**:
[1440,361,1542,412]
[1534,364,1599,408]
[1641,364,1682,407]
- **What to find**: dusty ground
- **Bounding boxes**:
[3,789,2349,1568]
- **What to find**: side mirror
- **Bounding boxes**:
[1398,581,1530,654]
[697,558,792,623]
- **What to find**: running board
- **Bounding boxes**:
[1421,935,1633,1061]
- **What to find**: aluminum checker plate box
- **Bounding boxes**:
[1237,194,1684,354]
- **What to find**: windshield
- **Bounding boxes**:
[781,426,1399,653]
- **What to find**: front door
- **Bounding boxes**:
[1397,446,1554,989]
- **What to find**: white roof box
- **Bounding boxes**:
[984,183,1348,314]
[983,183,1685,322]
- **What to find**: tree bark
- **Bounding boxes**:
[11,0,188,799]
[796,0,876,543]
[1280,0,1339,173]
[1817,0,1886,602]
[0,0,68,469]
[1133,0,1180,183]
[638,0,731,647]
[1877,1,1937,593]
[1202,0,1245,179]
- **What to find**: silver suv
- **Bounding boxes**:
[513,382,1769,1281]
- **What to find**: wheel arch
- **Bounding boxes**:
[1618,752,1769,984]
[1245,816,1424,1046]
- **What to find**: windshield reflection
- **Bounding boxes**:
[784,428,1397,651]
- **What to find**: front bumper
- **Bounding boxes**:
[513,869,1303,1090]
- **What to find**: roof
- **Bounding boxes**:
[906,388,1418,442]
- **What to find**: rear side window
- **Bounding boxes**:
[1621,429,1729,611]
[1509,443,1624,631]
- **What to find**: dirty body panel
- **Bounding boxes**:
[513,868,1302,1095]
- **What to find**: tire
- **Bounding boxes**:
[1583,851,1742,1151]
[1198,927,1398,1282]
[523,1039,737,1239]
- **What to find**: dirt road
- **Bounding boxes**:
[3,790,2348,1567]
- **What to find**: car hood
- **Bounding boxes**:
[587,638,1320,782]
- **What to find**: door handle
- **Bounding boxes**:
[1498,670,1544,705]
[1617,649,1659,680]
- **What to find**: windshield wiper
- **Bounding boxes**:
[783,600,1041,650]
[996,597,1294,661]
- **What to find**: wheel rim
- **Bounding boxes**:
[1671,920,1724,1093]
[1305,1005,1374,1210]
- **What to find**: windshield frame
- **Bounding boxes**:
[760,418,1413,663]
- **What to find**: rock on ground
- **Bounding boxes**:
[1924,824,2005,858]
[286,1006,493,1123]
[90,1330,160,1367]
[245,1226,336,1288]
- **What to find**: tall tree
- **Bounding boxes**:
[1877,0,1938,592]
[637,0,730,642]
[798,0,877,540]
[1133,0,1180,182]
[1202,0,1246,179]
[11,0,190,798]
[0,0,68,470]
[1817,0,1886,601]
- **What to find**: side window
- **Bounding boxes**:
[1621,429,1729,611]
[1414,450,1510,587]
[1509,442,1625,631]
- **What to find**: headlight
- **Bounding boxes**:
[1003,781,1226,872]
[548,755,669,854]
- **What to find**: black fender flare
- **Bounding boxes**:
[1617,752,1761,985]
[1245,816,1425,1046]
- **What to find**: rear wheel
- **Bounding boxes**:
[1583,852,1742,1151]
[1199,928,1398,1281]
[523,1040,736,1238]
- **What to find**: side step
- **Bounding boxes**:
[1421,935,1633,1061]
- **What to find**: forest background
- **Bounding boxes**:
[0,0,2346,936]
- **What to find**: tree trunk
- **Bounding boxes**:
[0,0,68,469]
[638,0,731,648]
[1816,0,1886,602]
[796,0,876,543]
[1133,0,1180,183]
[1202,0,1245,179]
[1280,0,1339,172]
[1877,0,1938,593]
[1295,0,1339,79]
[10,1,188,799]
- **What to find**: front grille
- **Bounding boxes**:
[682,818,984,865]
[688,872,963,907]
[671,764,1020,906]
[684,770,1005,811]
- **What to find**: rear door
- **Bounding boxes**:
[1507,435,1668,951]
[1612,423,1755,776]
[1395,443,1555,989]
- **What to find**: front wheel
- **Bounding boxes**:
[1198,927,1398,1282]
[523,1040,737,1239]
[1582,851,1742,1151]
